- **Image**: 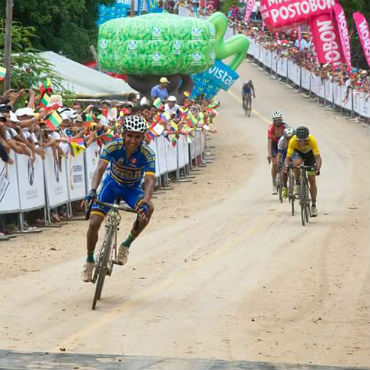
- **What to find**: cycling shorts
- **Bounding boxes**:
[91,175,144,217]
[271,141,278,158]
[295,150,316,168]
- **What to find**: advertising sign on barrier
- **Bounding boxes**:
[0,152,20,213]
[317,77,325,98]
[44,148,69,208]
[165,138,178,172]
[17,154,45,210]
[333,82,342,106]
[271,51,278,72]
[341,85,352,111]
[264,49,272,69]
[324,79,333,104]
[288,60,300,86]
[254,42,261,60]
[158,136,169,176]
[84,142,100,192]
[353,91,361,115]
[360,94,370,118]
[301,68,310,90]
[66,154,87,201]
[247,38,255,56]
[277,57,288,77]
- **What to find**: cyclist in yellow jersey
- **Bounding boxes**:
[285,126,322,217]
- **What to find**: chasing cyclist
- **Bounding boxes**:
[82,115,156,282]
[267,111,287,195]
[241,80,255,111]
[276,126,295,198]
[284,126,322,217]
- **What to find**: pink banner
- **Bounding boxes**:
[333,3,351,72]
[310,13,345,69]
[260,0,336,32]
[244,0,256,23]
[353,12,370,69]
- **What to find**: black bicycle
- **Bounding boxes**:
[275,164,284,203]
[299,165,316,226]
[287,165,296,216]
[243,94,252,117]
[86,198,136,310]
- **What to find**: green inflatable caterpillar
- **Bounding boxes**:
[98,12,248,97]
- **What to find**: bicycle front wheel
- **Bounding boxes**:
[92,228,114,310]
[300,182,308,226]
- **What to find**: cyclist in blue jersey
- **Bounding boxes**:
[82,115,156,282]
[241,80,255,112]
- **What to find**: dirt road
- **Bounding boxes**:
[0,60,369,368]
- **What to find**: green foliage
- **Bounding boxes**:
[0,0,115,62]
[341,0,370,69]
[0,18,38,52]
[0,51,63,91]
[220,0,240,15]
[0,17,63,91]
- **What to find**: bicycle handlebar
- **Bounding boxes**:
[287,164,317,171]
[85,199,137,220]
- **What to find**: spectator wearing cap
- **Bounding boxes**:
[151,77,169,101]
[0,112,30,157]
[16,107,46,160]
[165,96,180,118]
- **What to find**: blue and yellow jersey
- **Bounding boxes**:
[287,134,320,157]
[100,139,155,187]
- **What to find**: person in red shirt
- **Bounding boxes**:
[267,111,287,194]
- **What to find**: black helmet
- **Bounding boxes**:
[296,126,309,140]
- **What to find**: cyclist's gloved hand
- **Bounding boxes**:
[85,189,97,202]
[139,202,149,215]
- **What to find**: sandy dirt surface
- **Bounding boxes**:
[0,60,369,368]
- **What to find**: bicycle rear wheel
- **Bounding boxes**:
[246,96,252,117]
[92,228,113,310]
[300,181,308,226]
[288,171,295,215]
[277,172,283,203]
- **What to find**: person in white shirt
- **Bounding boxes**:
[164,96,180,117]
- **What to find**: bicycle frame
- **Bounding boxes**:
[89,199,136,309]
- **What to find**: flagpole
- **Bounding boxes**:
[3,0,13,91]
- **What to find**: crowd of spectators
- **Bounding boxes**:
[231,20,370,99]
[0,77,219,236]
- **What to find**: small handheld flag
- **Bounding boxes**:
[152,98,163,109]
[44,111,62,130]
[0,67,6,82]
[40,93,51,108]
[70,141,85,157]
[40,78,51,94]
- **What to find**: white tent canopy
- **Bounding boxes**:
[40,51,135,96]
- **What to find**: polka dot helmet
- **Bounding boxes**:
[123,115,147,133]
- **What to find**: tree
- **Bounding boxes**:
[0,18,63,91]
[341,0,370,69]
[0,0,114,62]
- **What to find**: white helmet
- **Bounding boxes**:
[272,111,283,121]
[283,127,295,138]
[167,96,177,102]
[123,115,147,133]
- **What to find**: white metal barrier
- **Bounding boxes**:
[247,38,370,119]
[0,132,206,217]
